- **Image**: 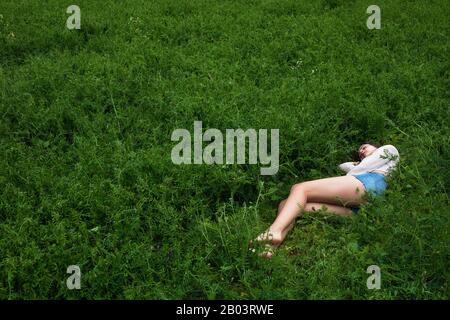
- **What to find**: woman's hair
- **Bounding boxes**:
[362,141,382,149]
[352,141,382,161]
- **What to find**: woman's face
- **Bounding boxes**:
[359,144,378,160]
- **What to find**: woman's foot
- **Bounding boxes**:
[249,221,295,258]
[251,228,283,247]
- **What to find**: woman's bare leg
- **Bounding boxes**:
[262,176,365,246]
[279,201,354,237]
[257,195,356,244]
[304,202,354,216]
[252,200,291,258]
[254,199,292,244]
[256,200,355,257]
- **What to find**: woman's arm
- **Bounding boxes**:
[347,145,399,175]
[338,162,358,173]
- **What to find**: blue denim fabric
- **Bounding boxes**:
[353,172,387,195]
[350,173,387,214]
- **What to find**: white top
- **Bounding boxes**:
[338,145,400,176]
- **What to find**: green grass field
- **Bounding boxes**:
[0,0,449,299]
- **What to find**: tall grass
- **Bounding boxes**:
[0,0,448,299]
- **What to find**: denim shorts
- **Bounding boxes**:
[350,172,387,214]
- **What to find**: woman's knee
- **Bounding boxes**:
[290,182,307,195]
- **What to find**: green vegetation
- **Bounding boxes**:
[0,0,448,299]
